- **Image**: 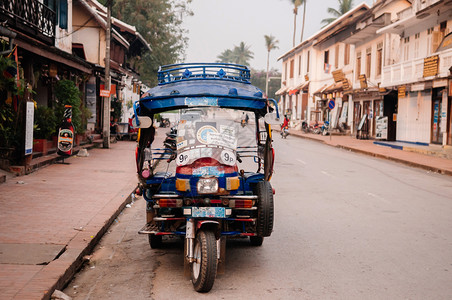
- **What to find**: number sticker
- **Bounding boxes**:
[221,149,236,166]
[177,153,190,166]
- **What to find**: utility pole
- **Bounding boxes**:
[102,0,112,148]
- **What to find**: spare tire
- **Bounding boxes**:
[256,181,274,237]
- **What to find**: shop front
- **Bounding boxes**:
[350,89,385,139]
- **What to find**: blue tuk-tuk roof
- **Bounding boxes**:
[137,63,271,115]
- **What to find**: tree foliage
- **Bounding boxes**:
[250,69,281,100]
[108,0,193,86]
[321,0,354,26]
[216,42,254,66]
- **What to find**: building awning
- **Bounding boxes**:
[288,88,298,96]
[294,81,310,92]
[324,81,343,93]
[275,86,289,96]
[313,84,328,96]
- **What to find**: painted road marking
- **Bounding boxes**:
[297,159,306,165]
[321,170,333,177]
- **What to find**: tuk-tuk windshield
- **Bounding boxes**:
[174,107,254,167]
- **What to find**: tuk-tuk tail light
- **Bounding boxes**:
[158,199,183,207]
[229,199,253,208]
[226,176,240,190]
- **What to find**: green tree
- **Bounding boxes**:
[231,42,254,66]
[321,0,354,26]
[217,49,234,63]
[217,42,254,66]
[250,69,281,101]
[109,0,193,86]
[264,35,279,97]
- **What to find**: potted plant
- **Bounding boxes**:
[33,106,57,154]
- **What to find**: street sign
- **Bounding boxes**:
[328,99,335,110]
[100,89,110,97]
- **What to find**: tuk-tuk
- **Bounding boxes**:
[133,63,279,292]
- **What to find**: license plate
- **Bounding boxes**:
[191,207,225,218]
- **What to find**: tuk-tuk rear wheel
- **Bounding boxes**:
[256,181,274,237]
[148,235,162,249]
[250,236,264,246]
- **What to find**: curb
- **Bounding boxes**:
[335,145,452,176]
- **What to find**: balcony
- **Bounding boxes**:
[381,47,452,87]
[0,0,55,45]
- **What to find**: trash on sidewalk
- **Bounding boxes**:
[51,289,72,300]
[77,148,89,157]
[126,203,132,208]
[16,181,25,184]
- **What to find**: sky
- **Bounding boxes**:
[182,0,375,72]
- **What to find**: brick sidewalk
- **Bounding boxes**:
[286,129,452,176]
[0,141,138,299]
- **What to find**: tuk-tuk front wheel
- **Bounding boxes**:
[191,230,217,292]
[256,181,274,237]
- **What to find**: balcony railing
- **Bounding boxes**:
[0,0,55,45]
[381,47,452,87]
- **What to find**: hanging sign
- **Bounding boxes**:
[423,55,439,78]
[100,89,110,97]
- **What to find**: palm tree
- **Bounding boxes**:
[217,49,234,63]
[321,0,354,26]
[264,35,279,97]
[300,0,307,43]
[231,42,254,66]
[290,0,303,47]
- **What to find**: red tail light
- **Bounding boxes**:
[158,199,182,207]
[230,199,253,208]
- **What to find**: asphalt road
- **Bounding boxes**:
[63,131,452,299]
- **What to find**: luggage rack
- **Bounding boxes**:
[157,63,251,85]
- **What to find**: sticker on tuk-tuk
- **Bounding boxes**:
[220,125,236,137]
[207,132,237,149]
[197,125,218,144]
[193,166,224,176]
[185,97,218,107]
[177,140,187,150]
[220,149,236,165]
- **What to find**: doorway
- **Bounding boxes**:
[431,88,443,144]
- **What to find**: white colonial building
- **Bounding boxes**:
[278,0,452,147]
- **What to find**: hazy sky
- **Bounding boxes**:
[182,0,375,71]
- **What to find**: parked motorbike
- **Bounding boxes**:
[321,121,330,136]
[309,121,321,134]
[301,120,309,133]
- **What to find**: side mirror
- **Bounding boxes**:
[132,116,153,128]
[264,112,280,125]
